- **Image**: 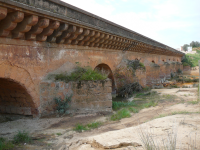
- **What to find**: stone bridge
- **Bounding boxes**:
[0,0,184,117]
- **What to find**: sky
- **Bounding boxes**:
[61,0,200,49]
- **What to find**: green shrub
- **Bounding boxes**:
[56,133,62,136]
[182,62,189,66]
[73,124,87,132]
[171,73,174,78]
[117,82,143,98]
[13,131,32,144]
[139,62,146,70]
[112,101,137,110]
[0,137,14,150]
[142,101,157,108]
[111,108,131,121]
[87,122,102,129]
[187,100,199,105]
[135,93,146,97]
[74,122,102,132]
[55,95,72,114]
[192,78,199,82]
[55,67,107,82]
[184,78,192,83]
[176,78,183,82]
[128,107,139,113]
[177,68,182,74]
[143,86,151,92]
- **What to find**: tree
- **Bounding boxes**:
[182,44,189,51]
[190,41,200,48]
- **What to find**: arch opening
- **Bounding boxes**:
[0,78,34,116]
[94,64,115,92]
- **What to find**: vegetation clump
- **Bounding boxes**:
[55,66,107,82]
[177,68,182,74]
[182,50,200,67]
[55,95,72,115]
[111,108,131,121]
[174,75,199,83]
[127,59,146,71]
[112,101,137,110]
[73,122,102,132]
[13,131,32,144]
[118,82,143,98]
[182,62,190,66]
[0,137,14,150]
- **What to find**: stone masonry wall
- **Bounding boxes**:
[39,79,112,116]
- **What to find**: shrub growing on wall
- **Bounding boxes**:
[54,66,108,82]
[55,95,72,114]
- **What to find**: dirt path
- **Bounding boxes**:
[0,88,199,150]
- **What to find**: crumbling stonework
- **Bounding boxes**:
[39,79,112,116]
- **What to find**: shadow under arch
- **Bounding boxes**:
[94,63,116,92]
[0,78,36,116]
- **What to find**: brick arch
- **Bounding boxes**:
[0,62,39,116]
[94,63,116,92]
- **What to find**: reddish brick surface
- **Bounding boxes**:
[0,43,183,117]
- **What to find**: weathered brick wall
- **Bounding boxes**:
[146,64,160,86]
[0,41,183,116]
[39,79,112,116]
[135,69,146,87]
[165,64,171,79]
[170,63,176,73]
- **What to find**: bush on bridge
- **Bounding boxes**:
[55,66,108,82]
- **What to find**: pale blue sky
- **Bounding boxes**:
[62,0,200,49]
